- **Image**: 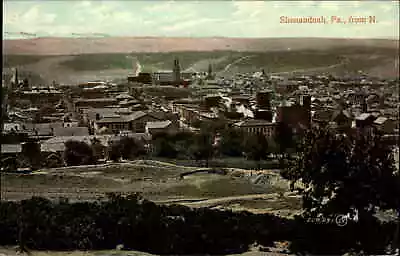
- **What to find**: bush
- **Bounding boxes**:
[0,195,395,254]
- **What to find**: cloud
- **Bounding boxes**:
[232,1,266,19]
[297,1,317,8]
[144,0,175,13]
[5,5,55,25]
[319,2,340,11]
[4,4,56,35]
[161,17,222,32]
[144,1,199,26]
[2,0,399,39]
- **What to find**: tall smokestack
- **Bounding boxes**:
[14,68,18,86]
[173,58,181,85]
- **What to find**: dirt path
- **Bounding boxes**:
[156,193,298,208]
[270,57,349,76]
[218,55,254,74]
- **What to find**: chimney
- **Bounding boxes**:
[300,95,311,110]
[14,68,19,86]
[173,58,181,85]
[362,96,368,113]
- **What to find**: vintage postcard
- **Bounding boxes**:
[2,1,400,256]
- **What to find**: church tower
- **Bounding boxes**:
[207,63,213,79]
[11,68,19,88]
[173,58,181,85]
[14,68,19,86]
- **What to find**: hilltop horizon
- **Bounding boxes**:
[2,33,400,41]
[3,37,398,56]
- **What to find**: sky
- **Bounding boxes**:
[3,0,400,39]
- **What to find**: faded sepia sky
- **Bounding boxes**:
[3,0,399,39]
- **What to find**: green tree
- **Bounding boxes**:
[151,132,179,158]
[63,140,95,166]
[90,137,106,161]
[218,128,245,157]
[189,132,214,167]
[274,122,294,157]
[109,137,146,161]
[243,133,269,170]
[151,131,195,159]
[282,127,400,222]
[21,141,42,170]
[198,119,227,136]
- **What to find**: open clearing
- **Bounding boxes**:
[0,246,295,256]
[1,160,300,217]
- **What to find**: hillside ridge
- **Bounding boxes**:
[4,37,398,56]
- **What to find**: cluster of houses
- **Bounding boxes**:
[1,62,399,170]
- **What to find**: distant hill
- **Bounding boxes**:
[2,37,398,84]
[3,37,398,55]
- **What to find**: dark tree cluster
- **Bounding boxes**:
[63,140,96,166]
[151,127,280,168]
[108,137,146,162]
[218,128,245,157]
[151,131,194,159]
[151,131,214,166]
[0,194,396,255]
[282,127,400,220]
[280,127,400,254]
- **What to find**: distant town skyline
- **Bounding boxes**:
[3,0,399,40]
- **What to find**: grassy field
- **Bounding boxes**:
[150,157,280,170]
[1,160,298,215]
[162,174,277,198]
[3,46,398,82]
[59,51,244,72]
[0,247,285,256]
[3,55,52,68]
[56,50,343,73]
[231,50,343,73]
[3,46,395,72]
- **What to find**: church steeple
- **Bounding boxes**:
[173,58,181,84]
[14,68,19,86]
[207,63,213,78]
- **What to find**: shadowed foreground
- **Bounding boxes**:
[0,194,396,255]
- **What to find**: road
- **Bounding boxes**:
[63,91,80,121]
[156,192,300,208]
[270,57,349,76]
[213,55,348,78]
[218,55,254,75]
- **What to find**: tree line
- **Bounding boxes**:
[1,125,399,254]
[0,193,396,255]
[1,115,298,170]
[62,121,296,168]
